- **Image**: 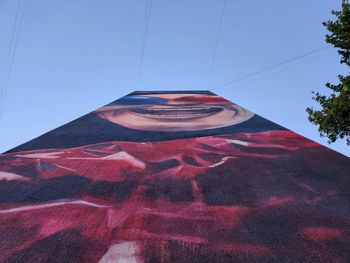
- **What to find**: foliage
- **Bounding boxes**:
[306,0,350,145]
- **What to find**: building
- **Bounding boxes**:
[0,91,349,262]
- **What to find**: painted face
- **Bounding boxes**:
[96,93,254,131]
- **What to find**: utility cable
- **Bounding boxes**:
[208,0,228,89]
[213,46,330,91]
[0,0,27,120]
[137,0,153,89]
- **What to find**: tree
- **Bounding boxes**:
[306,0,350,145]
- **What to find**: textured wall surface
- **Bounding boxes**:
[0,91,349,263]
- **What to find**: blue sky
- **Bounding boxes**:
[0,0,349,157]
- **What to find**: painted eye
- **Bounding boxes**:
[110,96,167,105]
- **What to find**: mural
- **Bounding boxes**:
[0,91,349,263]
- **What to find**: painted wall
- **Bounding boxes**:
[0,91,349,262]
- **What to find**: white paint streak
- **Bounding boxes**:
[99,242,143,263]
[16,152,64,159]
[67,151,145,169]
[208,156,236,168]
[0,200,111,214]
[0,171,30,181]
[229,139,249,146]
[101,152,145,168]
[56,164,77,172]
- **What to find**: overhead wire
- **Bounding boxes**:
[208,0,228,90]
[137,0,153,89]
[0,0,27,121]
[0,0,22,120]
[144,0,150,20]
[222,67,289,91]
[212,46,331,91]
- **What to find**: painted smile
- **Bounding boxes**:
[130,106,224,120]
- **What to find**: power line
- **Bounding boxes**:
[137,0,153,89]
[0,0,22,120]
[213,46,330,91]
[144,0,149,20]
[0,0,27,121]
[224,67,289,91]
[208,0,228,89]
